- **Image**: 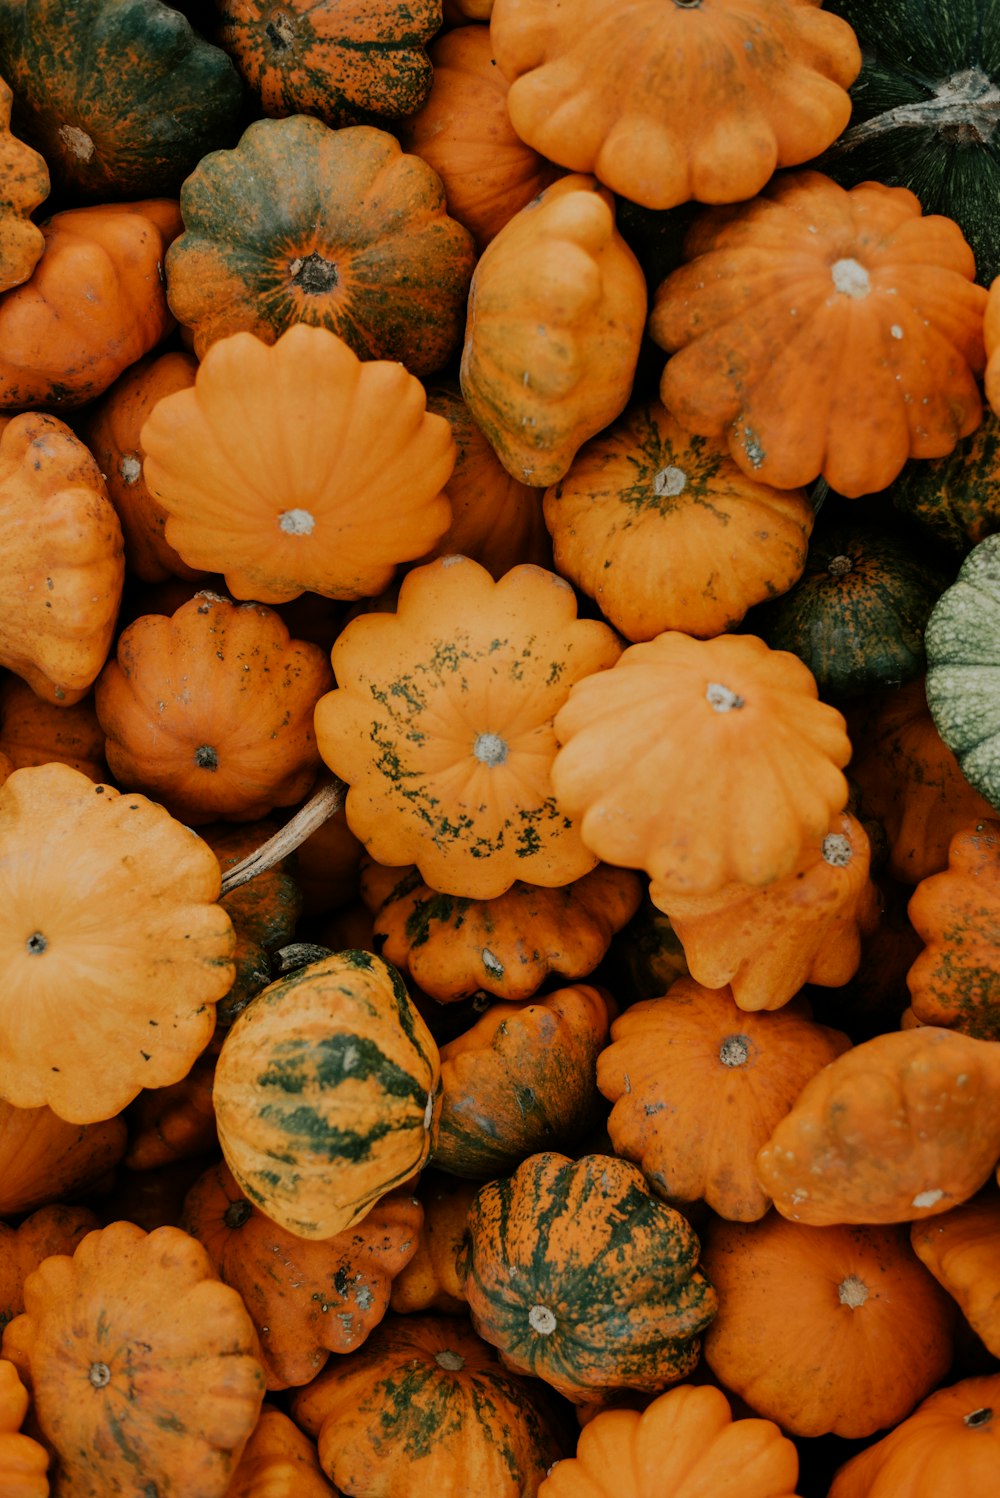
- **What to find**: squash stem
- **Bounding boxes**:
[219,776,347,894]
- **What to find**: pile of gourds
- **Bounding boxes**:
[0,2,999,1495]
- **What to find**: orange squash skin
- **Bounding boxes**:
[0,1358,49,1498]
[226,1403,335,1498]
[910,1188,1000,1357]
[0,75,48,293]
[0,1101,127,1218]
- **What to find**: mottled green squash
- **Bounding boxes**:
[925,533,1000,811]
[460,1151,718,1405]
[749,515,952,699]
[820,0,1000,287]
[889,411,1000,555]
[0,0,243,202]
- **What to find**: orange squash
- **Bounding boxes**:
[0,1101,126,1218]
[0,1359,48,1498]
[910,1187,1000,1357]
[0,1204,100,1335]
[0,75,48,293]
[986,273,1000,419]
[0,679,107,782]
[227,1404,335,1498]
[388,1170,477,1316]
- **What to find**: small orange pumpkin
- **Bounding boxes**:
[0,1358,48,1498]
[388,1170,477,1316]
[227,1404,335,1498]
[0,1101,126,1218]
[0,679,107,782]
[910,1186,1000,1358]
[0,75,48,293]
[0,1204,101,1335]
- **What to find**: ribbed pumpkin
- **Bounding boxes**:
[0,0,243,200]
[165,117,476,373]
[212,949,440,1241]
[0,1100,127,1217]
[388,1170,477,1316]
[0,1204,101,1335]
[139,325,455,603]
[289,1313,566,1496]
[0,75,47,293]
[910,1186,1000,1358]
[124,1045,219,1171]
[489,0,860,210]
[537,1382,802,1498]
[0,679,107,783]
[0,412,124,706]
[906,819,1000,1040]
[551,631,852,895]
[701,1215,956,1438]
[314,557,622,900]
[460,173,647,487]
[0,200,182,411]
[460,1151,718,1404]
[181,1160,421,1388]
[889,410,1000,556]
[361,858,642,1003]
[0,763,235,1125]
[0,1359,48,1498]
[95,592,333,826]
[755,1026,1000,1226]
[227,1404,335,1498]
[826,1373,1000,1498]
[649,172,988,497]
[2,1221,266,1498]
[543,398,814,642]
[650,811,881,1012]
[597,981,851,1222]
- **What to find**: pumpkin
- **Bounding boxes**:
[460,173,647,487]
[421,381,553,577]
[0,1101,127,1218]
[228,1404,336,1498]
[924,532,1000,811]
[0,0,242,202]
[888,410,1000,555]
[551,630,852,895]
[846,677,996,883]
[537,1382,802,1498]
[0,1359,48,1498]
[0,680,107,783]
[910,1186,1000,1357]
[987,273,1000,416]
[701,1215,955,1438]
[433,984,615,1178]
[906,819,1000,1040]
[314,557,623,900]
[181,1160,421,1389]
[0,199,182,411]
[0,762,235,1124]
[649,172,988,497]
[124,1044,219,1172]
[360,858,642,1004]
[82,349,202,585]
[398,23,562,252]
[820,0,1000,289]
[388,1170,477,1316]
[650,811,881,1012]
[748,513,952,699]
[215,0,438,127]
[1,1220,266,1497]
[754,1026,1000,1225]
[94,592,333,826]
[289,1312,566,1496]
[543,398,814,642]
[597,980,851,1221]
[164,117,476,373]
[0,412,124,706]
[489,0,860,211]
[0,1204,101,1336]
[459,1151,718,1405]
[0,75,47,292]
[826,1372,1000,1498]
[204,821,304,1025]
[212,949,440,1241]
[139,325,455,603]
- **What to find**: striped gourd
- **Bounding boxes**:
[213,949,440,1240]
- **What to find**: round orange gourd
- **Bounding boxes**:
[0,679,107,782]
[0,412,124,706]
[551,630,852,895]
[314,557,622,899]
[650,172,988,496]
[0,1204,101,1333]
[597,980,851,1221]
[755,1026,1000,1225]
[537,1382,802,1498]
[490,0,860,210]
[2,1221,266,1497]
[140,324,456,604]
[227,1404,335,1498]
[124,1044,219,1172]
[702,1215,955,1438]
[0,75,48,293]
[95,592,333,825]
[0,1359,48,1498]
[460,173,647,486]
[0,762,235,1124]
[910,1186,1000,1357]
[0,1101,126,1217]
[388,1170,477,1316]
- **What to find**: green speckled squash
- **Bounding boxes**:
[214,0,439,127]
[212,949,441,1240]
[821,0,1000,288]
[925,533,1000,811]
[889,410,1000,555]
[290,1313,566,1496]
[165,115,476,373]
[459,1151,718,1404]
[749,514,952,699]
[0,0,243,202]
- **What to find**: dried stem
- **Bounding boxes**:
[219,776,347,895]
